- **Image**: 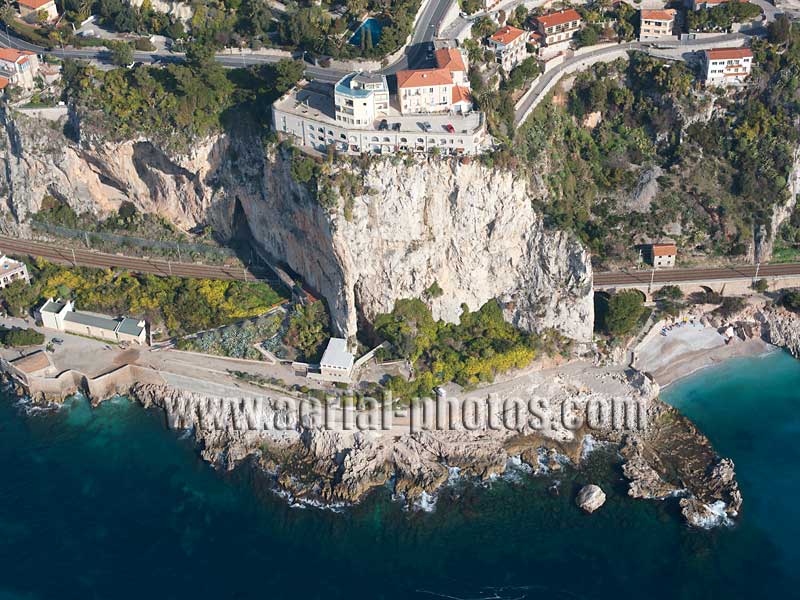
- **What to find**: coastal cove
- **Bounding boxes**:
[1,351,799,599]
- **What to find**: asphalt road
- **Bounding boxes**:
[594,263,800,288]
[0,236,271,282]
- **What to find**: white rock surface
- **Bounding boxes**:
[576,484,606,513]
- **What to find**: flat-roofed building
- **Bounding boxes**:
[703,48,753,86]
[0,255,30,289]
[488,25,527,72]
[39,299,147,344]
[317,337,355,382]
[334,72,389,127]
[639,9,676,40]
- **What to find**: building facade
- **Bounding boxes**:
[317,337,354,383]
[397,68,455,114]
[639,9,676,40]
[533,9,583,51]
[703,48,753,86]
[39,299,147,344]
[334,72,389,127]
[0,256,30,289]
[0,48,40,91]
[488,25,527,72]
[16,0,59,23]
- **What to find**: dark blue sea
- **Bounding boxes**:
[2,351,799,599]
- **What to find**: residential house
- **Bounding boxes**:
[16,0,59,23]
[647,243,677,268]
[0,255,31,289]
[703,48,753,86]
[397,47,473,115]
[639,9,676,40]
[334,72,389,127]
[488,25,527,72]
[532,9,583,56]
[0,48,40,91]
[39,299,147,344]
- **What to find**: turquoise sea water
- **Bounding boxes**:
[1,351,799,599]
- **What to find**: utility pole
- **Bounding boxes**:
[176,243,182,264]
[71,248,77,266]
[649,267,655,294]
[168,261,172,276]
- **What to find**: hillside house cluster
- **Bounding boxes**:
[488,25,528,72]
[39,299,147,345]
[0,48,40,93]
[0,255,30,289]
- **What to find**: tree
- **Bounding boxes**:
[753,278,769,293]
[0,327,45,347]
[110,41,134,67]
[605,290,644,337]
[0,280,37,317]
[768,14,791,45]
[784,290,800,312]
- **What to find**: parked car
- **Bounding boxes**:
[51,338,64,345]
[378,119,389,131]
[392,122,401,131]
[445,123,455,133]
[421,121,432,132]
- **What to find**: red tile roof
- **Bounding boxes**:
[396,68,453,88]
[641,8,676,21]
[535,9,582,29]
[0,48,35,64]
[0,77,8,90]
[435,48,466,73]
[652,243,677,256]
[452,85,471,104]
[489,25,526,45]
[17,0,54,9]
[705,48,753,60]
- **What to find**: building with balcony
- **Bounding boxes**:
[639,9,676,40]
[703,48,753,86]
[532,9,583,56]
[334,72,389,127]
[487,25,527,72]
[0,48,40,91]
[16,0,58,23]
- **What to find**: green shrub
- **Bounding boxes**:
[0,327,45,347]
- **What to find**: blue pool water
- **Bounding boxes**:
[1,351,799,598]
[350,18,383,47]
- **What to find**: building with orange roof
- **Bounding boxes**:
[16,0,59,23]
[639,8,676,40]
[434,47,469,87]
[532,9,583,55]
[647,243,677,268]
[396,46,472,114]
[0,48,40,90]
[487,25,527,72]
[703,47,753,86]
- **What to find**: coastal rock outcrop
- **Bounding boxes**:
[0,108,593,342]
[758,306,800,358]
[576,484,606,513]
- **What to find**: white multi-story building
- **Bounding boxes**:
[0,255,30,289]
[334,72,389,127]
[532,9,583,53]
[272,78,487,156]
[703,48,753,86]
[487,25,527,72]
[0,48,40,91]
[396,47,472,115]
[639,9,676,40]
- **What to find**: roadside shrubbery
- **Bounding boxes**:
[0,327,45,347]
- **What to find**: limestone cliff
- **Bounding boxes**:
[0,107,594,342]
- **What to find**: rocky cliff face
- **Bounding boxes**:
[0,107,594,342]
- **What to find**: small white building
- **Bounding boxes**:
[703,48,753,86]
[639,9,676,40]
[318,337,354,383]
[0,255,30,289]
[648,243,677,269]
[39,299,147,344]
[488,25,528,72]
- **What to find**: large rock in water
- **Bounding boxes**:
[576,484,606,513]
